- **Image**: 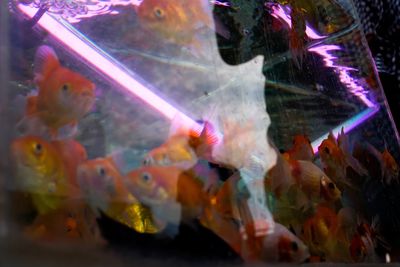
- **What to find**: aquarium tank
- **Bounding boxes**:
[1,0,400,265]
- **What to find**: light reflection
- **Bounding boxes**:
[26,0,142,23]
[308,45,375,108]
[267,2,379,151]
[267,3,326,40]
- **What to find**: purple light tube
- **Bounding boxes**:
[18,4,204,135]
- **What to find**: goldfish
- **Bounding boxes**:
[124,165,207,228]
[10,136,103,243]
[318,131,367,192]
[136,0,229,48]
[301,205,353,262]
[267,157,341,211]
[201,199,310,263]
[143,120,217,170]
[10,136,83,214]
[349,219,383,263]
[381,148,399,185]
[77,157,164,234]
[24,201,104,244]
[18,45,95,138]
[258,223,310,263]
[283,134,314,161]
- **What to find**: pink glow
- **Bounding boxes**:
[18,4,203,135]
[308,44,375,108]
[269,4,326,40]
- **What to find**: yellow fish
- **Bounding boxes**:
[124,165,207,226]
[10,136,82,214]
[77,157,164,234]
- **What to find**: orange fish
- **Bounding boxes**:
[24,201,104,244]
[301,205,338,254]
[20,45,95,138]
[318,132,364,192]
[124,165,207,227]
[283,134,314,161]
[143,120,217,170]
[301,205,355,262]
[77,157,164,234]
[258,223,310,263]
[136,0,229,49]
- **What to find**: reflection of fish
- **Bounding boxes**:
[10,136,84,214]
[77,157,163,234]
[136,0,229,47]
[19,45,95,138]
[124,165,206,226]
[288,5,307,68]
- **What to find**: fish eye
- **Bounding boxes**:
[143,157,152,166]
[142,172,152,182]
[61,84,69,92]
[328,182,335,189]
[291,241,299,252]
[153,7,164,18]
[97,166,106,176]
[34,143,42,154]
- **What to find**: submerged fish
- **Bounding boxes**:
[124,165,207,227]
[267,156,341,211]
[24,201,104,244]
[301,205,352,262]
[136,0,229,49]
[18,45,95,138]
[143,120,217,170]
[283,134,314,161]
[11,136,103,243]
[10,136,84,214]
[77,157,164,234]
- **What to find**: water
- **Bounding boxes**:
[2,0,400,265]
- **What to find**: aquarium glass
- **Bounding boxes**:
[1,0,400,265]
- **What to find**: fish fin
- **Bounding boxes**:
[106,149,131,175]
[168,113,192,137]
[56,121,79,140]
[34,45,60,85]
[152,201,182,227]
